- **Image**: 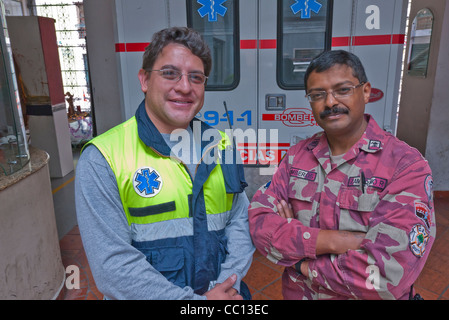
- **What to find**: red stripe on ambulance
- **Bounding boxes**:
[116,34,405,52]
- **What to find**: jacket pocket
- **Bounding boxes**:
[142,246,186,286]
[287,177,318,226]
[337,186,379,232]
[338,186,379,212]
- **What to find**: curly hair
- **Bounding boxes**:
[141,27,212,76]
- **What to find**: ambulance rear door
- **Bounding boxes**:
[258,0,334,155]
[258,0,408,152]
[187,0,259,164]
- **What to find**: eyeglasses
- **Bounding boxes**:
[305,82,365,102]
[148,68,208,85]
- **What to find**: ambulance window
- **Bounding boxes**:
[407,8,434,77]
[278,0,332,89]
[187,0,239,91]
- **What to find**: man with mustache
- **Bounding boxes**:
[75,27,254,300]
[248,50,435,300]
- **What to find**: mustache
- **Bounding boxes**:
[319,107,349,119]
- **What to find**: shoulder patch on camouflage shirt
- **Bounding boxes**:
[409,224,429,258]
[424,174,433,206]
[414,200,432,229]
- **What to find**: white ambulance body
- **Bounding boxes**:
[101,0,408,194]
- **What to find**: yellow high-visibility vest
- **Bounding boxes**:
[86,116,234,226]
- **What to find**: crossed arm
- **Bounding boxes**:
[276,199,365,276]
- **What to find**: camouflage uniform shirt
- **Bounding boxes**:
[248,114,435,299]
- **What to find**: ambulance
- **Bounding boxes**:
[90,0,409,194]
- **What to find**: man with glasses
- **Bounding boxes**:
[75,27,254,300]
[248,50,435,299]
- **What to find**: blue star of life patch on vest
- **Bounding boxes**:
[133,167,163,198]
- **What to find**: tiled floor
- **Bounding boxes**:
[59,193,449,300]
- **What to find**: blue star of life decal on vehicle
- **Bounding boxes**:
[133,167,163,198]
[291,0,322,19]
[197,0,228,22]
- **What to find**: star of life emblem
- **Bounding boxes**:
[197,0,228,22]
[133,167,163,198]
[290,0,323,19]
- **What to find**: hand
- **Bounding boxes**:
[317,230,366,255]
[277,199,294,219]
[203,274,243,300]
[300,260,309,277]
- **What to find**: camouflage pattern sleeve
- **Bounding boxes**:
[248,147,320,267]
[307,159,436,299]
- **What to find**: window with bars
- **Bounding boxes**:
[31,0,91,112]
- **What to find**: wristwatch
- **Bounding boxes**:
[295,258,307,276]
